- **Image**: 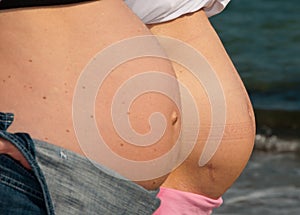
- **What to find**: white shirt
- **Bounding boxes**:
[125,0,231,24]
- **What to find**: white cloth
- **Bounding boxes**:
[125,0,231,24]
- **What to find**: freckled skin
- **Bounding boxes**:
[0,0,179,190]
[0,1,255,195]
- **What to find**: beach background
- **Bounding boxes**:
[210,0,300,214]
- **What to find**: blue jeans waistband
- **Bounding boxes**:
[0,112,160,214]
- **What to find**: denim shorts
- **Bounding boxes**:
[0,112,160,214]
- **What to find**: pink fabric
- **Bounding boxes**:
[153,187,223,215]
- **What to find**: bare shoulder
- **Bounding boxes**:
[148,10,255,198]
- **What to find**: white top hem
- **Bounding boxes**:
[125,0,231,24]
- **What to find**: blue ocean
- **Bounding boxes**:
[210,0,300,214]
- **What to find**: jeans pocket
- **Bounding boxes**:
[0,154,44,200]
[0,154,47,214]
[0,112,54,214]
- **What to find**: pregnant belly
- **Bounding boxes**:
[0,1,181,190]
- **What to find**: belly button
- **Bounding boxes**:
[171,111,178,126]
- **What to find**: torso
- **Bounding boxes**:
[1,1,108,153]
[0,0,181,190]
[0,1,255,197]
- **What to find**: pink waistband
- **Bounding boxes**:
[153,187,223,215]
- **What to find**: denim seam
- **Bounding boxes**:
[0,119,13,122]
[0,161,36,180]
[0,156,36,179]
[0,174,44,200]
[0,113,14,130]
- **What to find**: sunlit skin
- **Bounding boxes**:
[0,0,180,190]
[0,0,255,197]
[148,10,255,198]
